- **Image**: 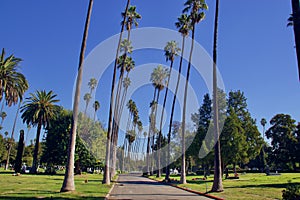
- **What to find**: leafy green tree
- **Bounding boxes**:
[266,114,298,170]
[62,0,94,191]
[181,0,207,184]
[188,94,212,167]
[42,109,99,170]
[20,90,60,174]
[220,108,248,172]
[227,90,263,164]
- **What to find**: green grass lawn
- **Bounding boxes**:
[150,173,300,200]
[0,170,112,199]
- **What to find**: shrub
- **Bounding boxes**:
[282,181,300,200]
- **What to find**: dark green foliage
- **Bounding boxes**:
[14,130,25,173]
[221,108,248,167]
[0,134,4,162]
[282,181,300,200]
[266,114,298,171]
[41,108,100,171]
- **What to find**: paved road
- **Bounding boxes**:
[106,173,213,200]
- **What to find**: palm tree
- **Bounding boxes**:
[111,43,135,177]
[126,130,136,171]
[0,48,29,107]
[166,14,191,182]
[289,0,300,80]
[110,4,140,173]
[61,0,94,191]
[122,99,137,171]
[181,0,207,184]
[110,6,141,176]
[157,41,180,177]
[150,65,169,175]
[83,93,91,115]
[260,118,267,171]
[88,78,97,95]
[93,101,100,121]
[122,5,142,40]
[211,0,224,192]
[103,0,131,184]
[20,90,59,174]
[0,111,7,127]
[118,77,131,121]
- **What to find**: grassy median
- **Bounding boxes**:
[0,170,112,199]
[150,173,300,199]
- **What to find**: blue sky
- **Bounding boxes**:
[0,0,299,145]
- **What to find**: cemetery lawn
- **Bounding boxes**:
[0,170,112,199]
[150,173,300,200]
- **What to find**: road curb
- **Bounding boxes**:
[147,177,224,200]
[104,178,118,200]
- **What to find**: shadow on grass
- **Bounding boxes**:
[0,171,66,176]
[225,182,300,189]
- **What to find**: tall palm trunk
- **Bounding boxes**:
[111,30,133,177]
[61,0,93,192]
[151,89,160,175]
[157,62,173,177]
[4,101,21,170]
[211,0,224,192]
[122,113,132,172]
[30,119,42,174]
[103,0,131,184]
[180,25,195,184]
[146,89,157,175]
[166,37,186,181]
[291,0,300,80]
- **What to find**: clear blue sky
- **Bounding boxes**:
[0,0,299,145]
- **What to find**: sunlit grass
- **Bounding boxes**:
[150,173,300,199]
[0,169,112,199]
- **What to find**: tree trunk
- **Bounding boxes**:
[152,90,160,175]
[157,61,174,178]
[31,120,42,174]
[5,101,21,170]
[103,0,131,184]
[180,24,195,184]
[14,130,25,173]
[291,0,300,80]
[147,89,157,175]
[61,0,93,192]
[211,0,224,192]
[166,37,186,182]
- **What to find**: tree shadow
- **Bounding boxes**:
[225,182,300,189]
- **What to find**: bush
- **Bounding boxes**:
[282,181,300,200]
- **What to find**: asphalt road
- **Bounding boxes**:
[106,173,213,200]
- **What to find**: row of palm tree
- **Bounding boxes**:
[0,48,29,170]
[142,0,223,192]
[4,0,298,194]
[1,0,224,193]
